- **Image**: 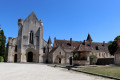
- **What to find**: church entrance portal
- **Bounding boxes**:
[27,52,33,62]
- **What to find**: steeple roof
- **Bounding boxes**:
[48,36,52,44]
[87,33,92,41]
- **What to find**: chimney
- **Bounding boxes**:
[70,38,72,46]
[83,40,86,45]
[62,44,64,48]
[103,41,105,46]
[117,38,120,47]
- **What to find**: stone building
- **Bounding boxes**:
[48,34,114,65]
[6,12,113,65]
[7,12,52,63]
[114,38,120,65]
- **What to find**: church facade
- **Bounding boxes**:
[7,12,52,63]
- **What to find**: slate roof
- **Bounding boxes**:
[54,39,109,53]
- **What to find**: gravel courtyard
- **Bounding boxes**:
[0,63,113,80]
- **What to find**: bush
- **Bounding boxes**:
[90,54,97,65]
[73,53,79,60]
[0,56,4,62]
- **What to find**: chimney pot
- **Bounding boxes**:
[103,41,105,46]
[83,40,86,45]
[70,38,72,46]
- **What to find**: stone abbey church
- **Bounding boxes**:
[7,12,113,65]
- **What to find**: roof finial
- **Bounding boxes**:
[40,19,43,26]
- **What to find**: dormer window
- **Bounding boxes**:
[96,46,99,50]
[29,31,34,44]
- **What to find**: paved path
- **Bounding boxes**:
[0,63,113,80]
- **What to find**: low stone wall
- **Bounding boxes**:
[73,60,90,66]
[96,58,114,65]
[115,54,120,65]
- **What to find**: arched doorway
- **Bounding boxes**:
[69,57,72,65]
[14,54,17,62]
[27,52,33,62]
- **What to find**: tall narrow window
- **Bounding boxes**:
[30,31,34,44]
[15,45,17,52]
[43,47,45,53]
[96,46,99,50]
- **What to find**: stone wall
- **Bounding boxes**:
[115,53,120,65]
[7,38,17,62]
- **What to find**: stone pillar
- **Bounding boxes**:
[39,49,44,62]
[21,53,27,62]
[87,52,90,65]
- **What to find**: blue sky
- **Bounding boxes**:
[0,0,120,43]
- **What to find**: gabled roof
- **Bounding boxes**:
[87,34,92,41]
[49,47,58,54]
[73,43,91,52]
[24,12,39,23]
[49,46,65,54]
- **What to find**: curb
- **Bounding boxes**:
[70,68,120,80]
[48,65,120,80]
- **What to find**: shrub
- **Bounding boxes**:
[73,53,79,60]
[0,56,4,62]
[90,54,97,65]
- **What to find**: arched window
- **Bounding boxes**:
[59,52,61,55]
[15,45,17,52]
[30,31,34,44]
[43,47,45,53]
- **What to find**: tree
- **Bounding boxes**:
[108,35,120,55]
[0,27,6,61]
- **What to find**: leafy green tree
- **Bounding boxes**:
[108,35,120,55]
[0,27,6,61]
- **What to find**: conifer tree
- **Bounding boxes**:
[0,26,6,61]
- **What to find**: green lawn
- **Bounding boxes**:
[77,66,120,78]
